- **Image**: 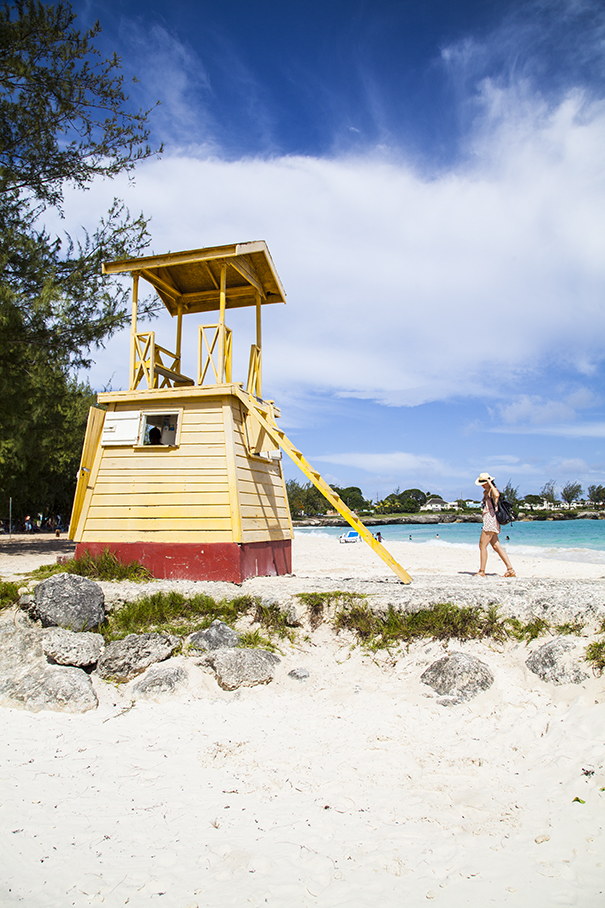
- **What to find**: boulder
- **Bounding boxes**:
[0,663,98,713]
[0,622,44,669]
[187,620,240,651]
[203,648,280,691]
[421,652,494,705]
[131,664,188,699]
[288,667,310,681]
[31,573,105,631]
[43,627,104,667]
[526,637,589,684]
[97,633,180,682]
[285,603,302,627]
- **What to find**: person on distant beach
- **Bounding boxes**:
[376,531,382,543]
[474,472,515,578]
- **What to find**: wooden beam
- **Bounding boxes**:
[139,269,182,301]
[203,261,219,289]
[103,244,254,275]
[228,255,265,298]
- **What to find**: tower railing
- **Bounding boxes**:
[198,324,233,385]
[131,331,194,390]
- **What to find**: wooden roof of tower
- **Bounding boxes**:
[102,240,286,316]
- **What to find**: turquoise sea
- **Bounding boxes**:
[295,518,605,565]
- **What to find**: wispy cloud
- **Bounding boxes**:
[312,451,462,478]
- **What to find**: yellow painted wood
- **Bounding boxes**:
[88,504,231,519]
[88,492,231,507]
[85,517,233,531]
[80,530,234,543]
[129,275,139,389]
[222,398,243,543]
[68,407,106,539]
[234,387,412,583]
[94,482,229,494]
[218,264,226,381]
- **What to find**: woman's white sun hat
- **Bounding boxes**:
[475,472,495,486]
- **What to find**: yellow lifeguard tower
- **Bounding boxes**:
[69,241,411,584]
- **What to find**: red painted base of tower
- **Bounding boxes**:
[74,539,292,583]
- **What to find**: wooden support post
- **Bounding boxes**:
[129,274,139,390]
[218,264,226,383]
[255,290,262,397]
[175,304,183,371]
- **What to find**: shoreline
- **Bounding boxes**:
[293,510,605,526]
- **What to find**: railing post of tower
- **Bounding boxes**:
[218,264,227,382]
[129,274,139,390]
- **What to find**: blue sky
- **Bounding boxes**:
[63,0,605,502]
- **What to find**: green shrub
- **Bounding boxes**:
[102,591,255,641]
[297,590,366,629]
[333,601,555,650]
[0,580,20,610]
[585,640,605,674]
[253,601,294,640]
[30,549,151,582]
[505,616,550,642]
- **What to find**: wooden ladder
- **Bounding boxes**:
[235,388,412,584]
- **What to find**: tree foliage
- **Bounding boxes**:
[501,480,521,508]
[0,1,160,519]
[539,480,557,504]
[587,484,605,506]
[375,488,428,514]
[561,481,583,508]
[285,480,370,517]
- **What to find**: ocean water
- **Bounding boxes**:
[295,518,605,565]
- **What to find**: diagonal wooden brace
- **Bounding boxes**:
[235,388,412,584]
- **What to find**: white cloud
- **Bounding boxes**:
[496,389,600,427]
[61,85,605,409]
[312,451,464,478]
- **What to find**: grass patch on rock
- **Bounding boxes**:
[332,601,580,650]
[297,590,367,629]
[585,640,605,674]
[0,580,20,610]
[253,601,294,641]
[29,548,152,582]
[101,592,293,649]
[102,591,256,641]
[335,602,507,649]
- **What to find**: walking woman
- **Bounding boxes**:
[475,472,516,577]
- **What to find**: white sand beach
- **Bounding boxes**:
[1,534,604,907]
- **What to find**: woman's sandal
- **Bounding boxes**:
[503,569,516,578]
[473,570,486,577]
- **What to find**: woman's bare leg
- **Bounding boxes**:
[490,536,514,573]
[476,530,494,575]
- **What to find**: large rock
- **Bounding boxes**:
[203,648,280,691]
[0,663,98,713]
[526,637,589,684]
[97,633,180,682]
[187,620,240,651]
[31,574,105,631]
[42,627,104,667]
[0,621,44,669]
[131,663,188,699]
[421,652,494,705]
